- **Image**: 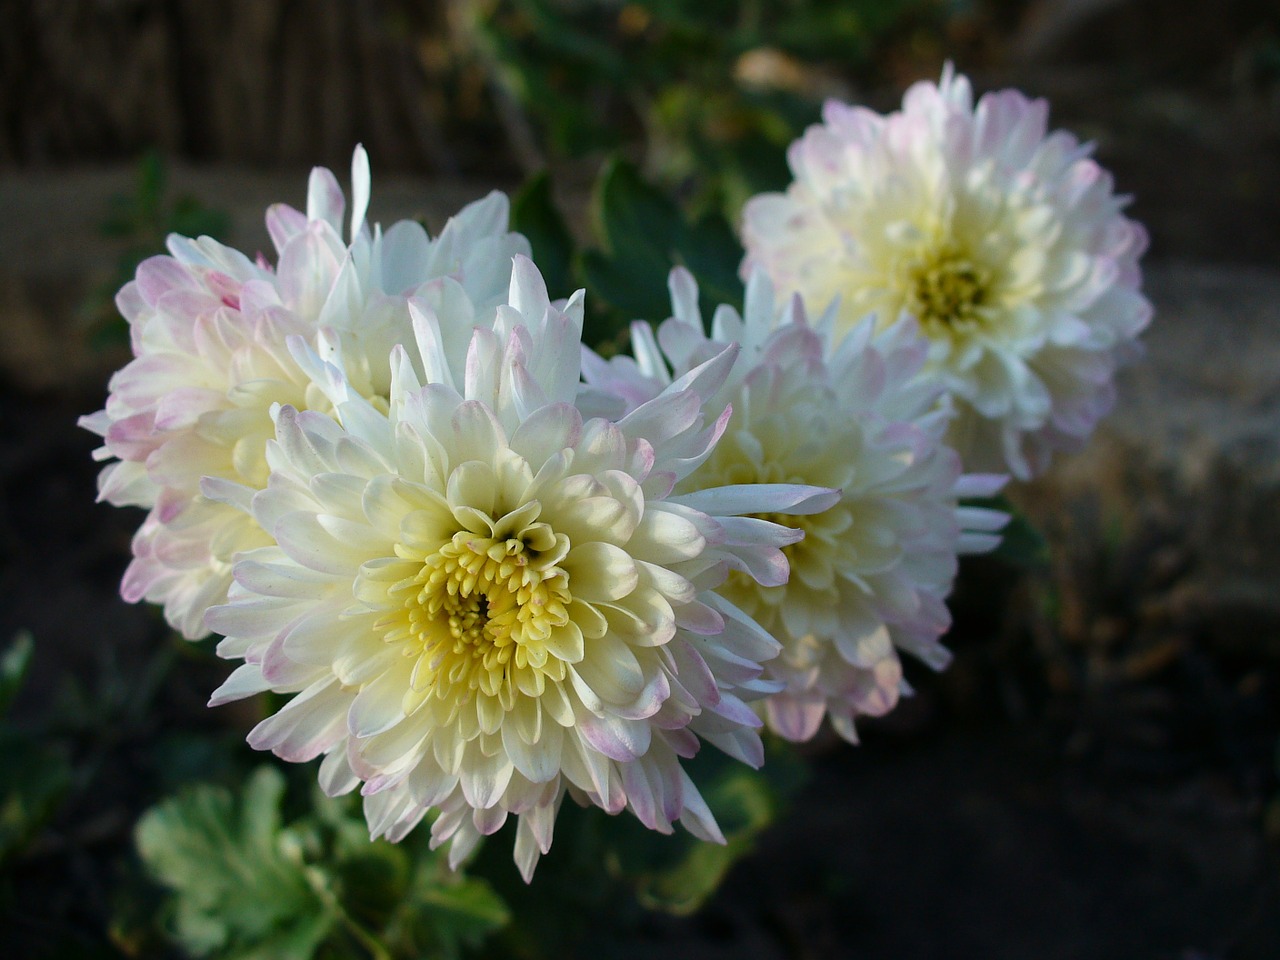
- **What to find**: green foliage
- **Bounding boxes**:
[0,631,33,718]
[584,158,745,334]
[582,158,694,330]
[511,159,746,351]
[598,737,808,915]
[467,0,938,214]
[475,738,807,958]
[83,151,231,348]
[965,495,1050,569]
[0,633,73,870]
[405,875,511,958]
[0,736,73,870]
[134,766,510,960]
[510,172,576,302]
[136,767,330,958]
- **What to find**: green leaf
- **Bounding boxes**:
[465,746,806,956]
[134,767,510,960]
[583,158,687,326]
[333,842,411,936]
[218,915,335,960]
[0,734,72,868]
[591,159,685,264]
[407,874,511,960]
[601,740,807,916]
[511,172,576,301]
[579,249,662,347]
[135,766,333,958]
[967,496,1050,569]
[581,158,749,343]
[0,632,33,718]
[682,213,746,318]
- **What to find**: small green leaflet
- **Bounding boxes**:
[135,766,510,960]
[136,767,331,959]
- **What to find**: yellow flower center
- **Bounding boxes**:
[906,249,991,334]
[381,515,574,718]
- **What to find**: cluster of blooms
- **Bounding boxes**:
[81,147,530,638]
[584,269,1006,744]
[84,65,1146,878]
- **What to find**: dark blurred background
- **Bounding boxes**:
[3,0,1280,256]
[1,2,1278,958]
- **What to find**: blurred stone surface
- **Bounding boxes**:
[1015,262,1280,660]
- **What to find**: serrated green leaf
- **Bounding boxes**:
[133,767,506,960]
[334,843,412,935]
[511,172,576,300]
[227,913,338,960]
[394,857,511,960]
[135,766,333,958]
[583,159,751,337]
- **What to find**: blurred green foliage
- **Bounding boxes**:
[513,157,745,349]
[596,736,807,916]
[464,0,943,216]
[964,495,1050,570]
[136,768,335,959]
[0,634,72,871]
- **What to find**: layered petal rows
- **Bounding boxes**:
[81,147,530,637]
[742,65,1152,478]
[584,269,1006,742]
[204,258,837,878]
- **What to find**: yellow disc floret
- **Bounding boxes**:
[904,247,992,336]
[378,500,575,726]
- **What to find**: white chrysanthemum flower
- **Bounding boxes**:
[741,64,1152,479]
[80,146,530,637]
[583,268,1006,743]
[204,257,837,879]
